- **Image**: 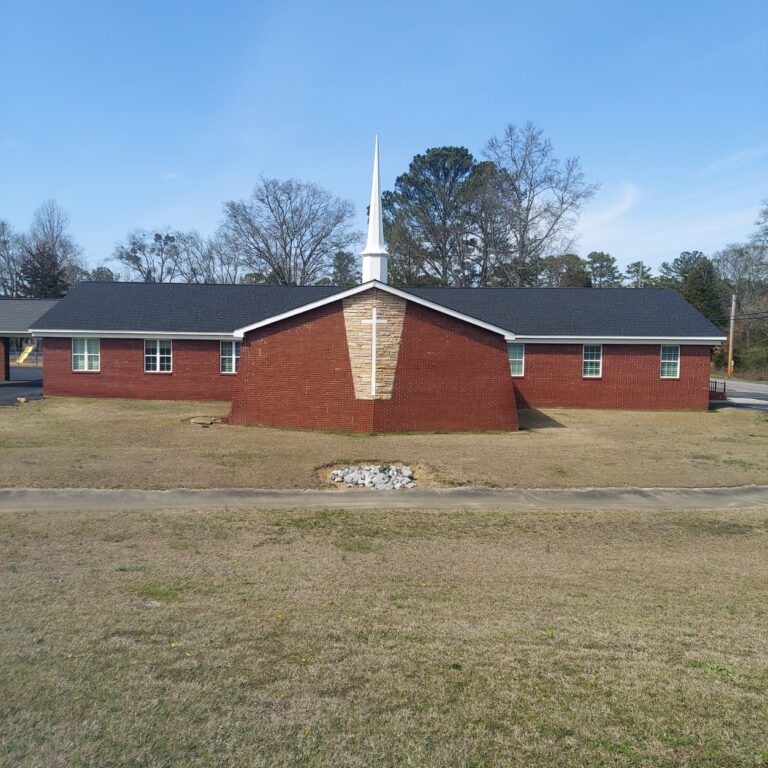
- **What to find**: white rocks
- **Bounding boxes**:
[329,464,415,491]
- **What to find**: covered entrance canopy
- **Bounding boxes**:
[0,299,59,380]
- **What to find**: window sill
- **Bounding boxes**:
[582,376,603,380]
[71,370,101,374]
[144,371,173,375]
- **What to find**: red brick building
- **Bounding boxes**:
[25,142,725,432]
[30,278,724,433]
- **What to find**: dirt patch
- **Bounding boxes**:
[316,460,444,489]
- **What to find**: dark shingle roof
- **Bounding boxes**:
[31,281,725,339]
[0,299,59,335]
[404,286,724,337]
[33,282,341,334]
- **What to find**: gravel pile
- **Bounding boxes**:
[330,464,415,490]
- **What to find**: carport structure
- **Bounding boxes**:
[0,299,59,380]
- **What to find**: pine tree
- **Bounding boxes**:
[560,264,592,287]
[19,241,70,298]
[681,259,727,326]
[330,251,360,286]
[624,261,653,287]
[657,251,706,289]
[585,251,622,286]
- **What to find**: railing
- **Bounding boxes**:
[709,380,727,400]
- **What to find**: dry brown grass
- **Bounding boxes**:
[1,505,766,766]
[0,397,766,490]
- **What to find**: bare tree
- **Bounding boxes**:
[484,122,598,286]
[713,242,768,311]
[222,178,359,285]
[0,220,24,296]
[113,230,180,282]
[25,199,86,287]
[28,199,82,262]
[173,231,242,284]
[464,161,510,285]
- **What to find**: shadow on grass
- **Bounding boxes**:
[518,408,565,430]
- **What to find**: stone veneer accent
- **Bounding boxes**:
[342,289,406,399]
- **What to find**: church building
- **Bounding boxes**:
[31,140,725,432]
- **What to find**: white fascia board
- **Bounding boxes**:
[511,335,727,345]
[232,280,516,339]
[30,329,236,341]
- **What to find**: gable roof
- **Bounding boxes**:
[230,281,515,339]
[0,298,59,335]
[30,280,726,342]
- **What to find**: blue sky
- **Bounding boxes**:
[1,0,766,271]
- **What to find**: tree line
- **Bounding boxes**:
[1,121,766,373]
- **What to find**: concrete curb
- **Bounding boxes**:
[1,485,767,512]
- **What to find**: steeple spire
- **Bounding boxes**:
[361,135,389,283]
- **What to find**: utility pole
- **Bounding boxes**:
[727,293,736,378]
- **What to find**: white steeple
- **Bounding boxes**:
[361,135,389,283]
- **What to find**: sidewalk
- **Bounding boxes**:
[1,484,767,513]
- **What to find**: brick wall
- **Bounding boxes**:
[42,337,236,401]
[228,304,360,430]
[373,303,519,432]
[512,343,711,410]
[228,301,520,432]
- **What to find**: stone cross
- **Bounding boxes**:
[361,305,387,397]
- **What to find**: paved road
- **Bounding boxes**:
[724,378,768,403]
[1,485,767,513]
[0,366,42,405]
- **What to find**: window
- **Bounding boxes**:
[660,345,680,378]
[582,344,602,378]
[507,343,525,376]
[72,338,100,371]
[220,341,241,374]
[144,339,172,373]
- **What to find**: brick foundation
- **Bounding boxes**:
[512,343,711,410]
[42,337,236,401]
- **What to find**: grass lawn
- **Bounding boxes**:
[1,505,766,766]
[0,397,767,490]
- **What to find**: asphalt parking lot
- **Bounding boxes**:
[0,366,43,405]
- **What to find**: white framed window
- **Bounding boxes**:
[144,339,172,373]
[220,341,241,374]
[582,344,602,378]
[507,343,525,377]
[72,338,100,372]
[660,345,680,379]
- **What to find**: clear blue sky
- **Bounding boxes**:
[1,0,766,271]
